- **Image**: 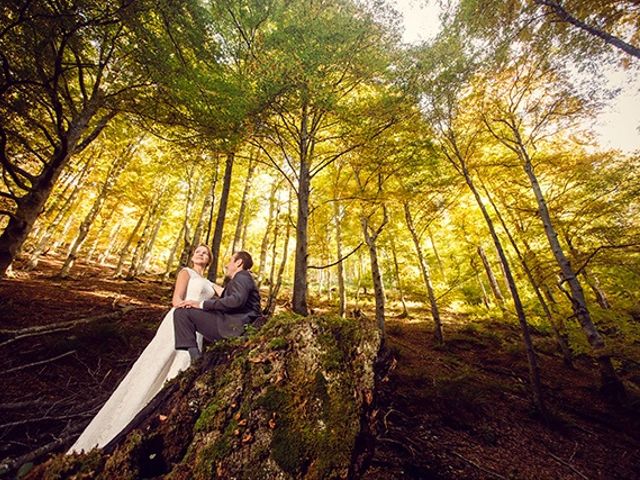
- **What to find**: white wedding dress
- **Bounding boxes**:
[68,268,214,453]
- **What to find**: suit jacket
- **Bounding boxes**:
[202,270,261,337]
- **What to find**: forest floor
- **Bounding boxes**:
[1,257,639,479]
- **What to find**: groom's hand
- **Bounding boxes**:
[177,300,201,309]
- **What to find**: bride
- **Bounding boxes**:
[68,245,219,453]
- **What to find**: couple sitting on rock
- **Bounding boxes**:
[69,247,261,453]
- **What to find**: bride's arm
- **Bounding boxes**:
[172,269,191,307]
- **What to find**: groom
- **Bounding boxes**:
[174,250,261,360]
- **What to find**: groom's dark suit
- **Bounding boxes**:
[174,269,261,349]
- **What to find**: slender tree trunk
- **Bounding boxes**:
[334,202,347,317]
[98,220,123,266]
[178,170,202,269]
[232,160,256,252]
[482,181,573,366]
[267,205,282,297]
[257,180,280,286]
[209,152,235,281]
[60,144,134,277]
[25,160,92,270]
[404,203,442,342]
[478,245,505,305]
[50,214,76,254]
[564,234,612,310]
[86,208,116,263]
[360,206,388,334]
[462,168,546,416]
[29,155,92,249]
[521,150,623,396]
[265,191,293,316]
[192,167,218,251]
[127,189,165,279]
[163,224,184,283]
[293,157,310,316]
[114,208,148,277]
[137,217,163,275]
[390,236,409,318]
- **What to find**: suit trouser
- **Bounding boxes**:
[174,308,224,350]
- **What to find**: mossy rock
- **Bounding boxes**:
[24,314,381,480]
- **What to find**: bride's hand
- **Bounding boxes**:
[177,300,201,309]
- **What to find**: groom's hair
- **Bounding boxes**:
[234,251,253,270]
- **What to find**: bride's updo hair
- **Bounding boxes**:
[191,244,212,267]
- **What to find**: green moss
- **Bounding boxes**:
[194,400,222,432]
[268,336,288,350]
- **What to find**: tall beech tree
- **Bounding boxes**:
[0,0,152,276]
[250,0,398,315]
[479,55,626,396]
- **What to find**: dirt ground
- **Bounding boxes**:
[1,257,639,479]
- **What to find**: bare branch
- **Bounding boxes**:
[308,243,364,269]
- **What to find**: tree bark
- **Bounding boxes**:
[360,206,388,334]
[404,203,442,342]
[292,96,312,316]
[209,152,235,281]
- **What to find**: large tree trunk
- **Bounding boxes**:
[522,154,623,396]
[208,152,235,282]
[404,203,442,342]
[232,160,256,252]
